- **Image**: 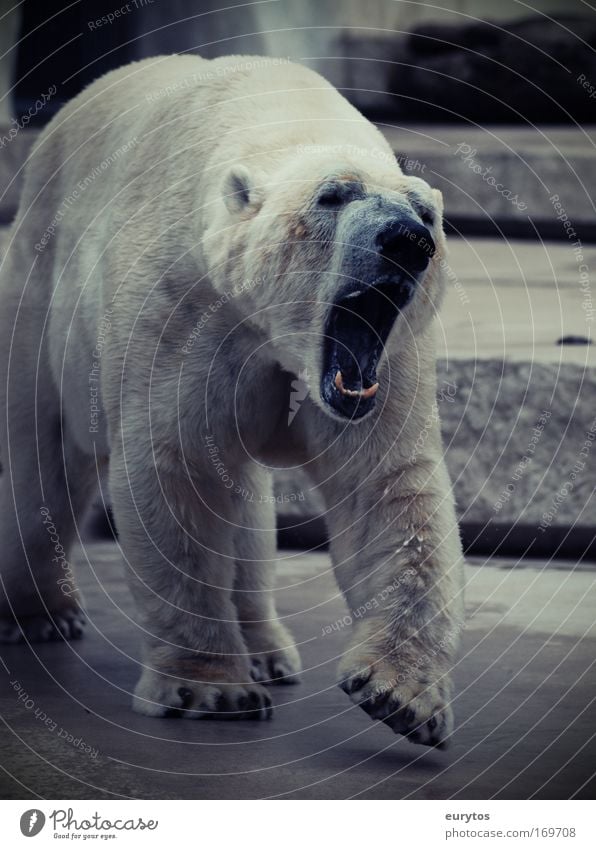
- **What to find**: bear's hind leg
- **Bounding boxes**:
[0,397,96,643]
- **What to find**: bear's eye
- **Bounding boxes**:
[419,208,435,226]
[317,185,348,207]
[408,197,435,226]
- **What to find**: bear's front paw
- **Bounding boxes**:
[339,657,453,748]
[132,667,273,720]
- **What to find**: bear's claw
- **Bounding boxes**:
[0,609,86,644]
[340,664,453,748]
[132,670,273,720]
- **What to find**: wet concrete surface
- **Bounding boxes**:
[0,543,594,799]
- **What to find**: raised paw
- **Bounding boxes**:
[132,667,273,720]
[340,659,453,748]
[0,607,86,644]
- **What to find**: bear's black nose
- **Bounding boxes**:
[376,218,435,276]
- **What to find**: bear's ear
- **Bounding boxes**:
[432,188,444,215]
[222,165,263,215]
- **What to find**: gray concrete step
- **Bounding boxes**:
[439,237,595,364]
[384,125,596,239]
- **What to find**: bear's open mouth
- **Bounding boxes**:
[320,277,415,419]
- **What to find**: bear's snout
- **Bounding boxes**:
[319,205,435,421]
[335,200,435,294]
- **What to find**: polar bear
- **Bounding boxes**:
[0,55,464,747]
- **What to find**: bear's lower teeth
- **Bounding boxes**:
[334,370,379,399]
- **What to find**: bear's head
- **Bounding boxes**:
[203,150,447,422]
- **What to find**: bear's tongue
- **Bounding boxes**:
[320,278,414,419]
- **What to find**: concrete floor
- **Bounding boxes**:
[437,238,596,366]
[0,543,594,800]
